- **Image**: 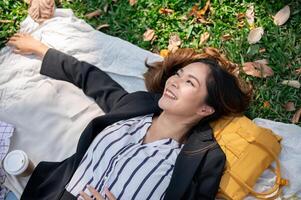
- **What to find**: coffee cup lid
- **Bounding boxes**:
[3,150,29,175]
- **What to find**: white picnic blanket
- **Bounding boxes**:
[0,9,300,199]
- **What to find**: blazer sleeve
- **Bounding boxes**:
[40,48,128,113]
[195,145,226,200]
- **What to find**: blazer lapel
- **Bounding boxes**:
[164,123,215,200]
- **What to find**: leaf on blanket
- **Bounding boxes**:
[143,29,155,41]
[273,5,290,26]
[96,24,110,30]
[245,4,255,27]
[129,0,137,6]
[28,0,55,23]
[160,49,169,57]
[85,9,102,19]
[292,107,301,124]
[168,33,182,53]
[243,59,274,78]
[248,27,264,44]
[199,32,210,45]
[281,80,301,89]
[283,102,296,112]
[159,8,174,15]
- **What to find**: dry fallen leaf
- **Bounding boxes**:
[28,0,55,23]
[274,5,290,26]
[263,101,270,108]
[188,0,210,21]
[295,68,301,75]
[129,0,137,6]
[283,102,296,112]
[197,0,210,17]
[199,32,210,45]
[248,27,264,44]
[292,108,301,124]
[259,48,266,53]
[168,34,182,53]
[243,60,274,78]
[0,19,14,23]
[246,5,255,26]
[221,34,232,41]
[159,8,174,15]
[281,80,301,88]
[85,9,102,19]
[96,24,110,30]
[160,49,169,57]
[143,29,155,41]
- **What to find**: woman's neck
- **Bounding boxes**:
[144,111,197,144]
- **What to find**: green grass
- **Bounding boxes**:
[1,0,300,125]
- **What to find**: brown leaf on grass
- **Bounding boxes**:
[168,34,182,53]
[199,32,210,45]
[283,102,296,112]
[188,0,210,21]
[281,80,301,88]
[274,5,290,26]
[243,59,274,78]
[143,29,155,41]
[129,0,137,6]
[159,8,174,15]
[259,48,266,53]
[160,49,169,57]
[248,27,264,44]
[85,9,102,19]
[245,4,255,26]
[295,67,301,75]
[237,13,245,20]
[292,108,301,124]
[221,34,232,41]
[263,101,270,108]
[96,24,110,30]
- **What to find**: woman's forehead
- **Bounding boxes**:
[182,62,210,77]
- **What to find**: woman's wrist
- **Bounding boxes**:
[34,43,50,58]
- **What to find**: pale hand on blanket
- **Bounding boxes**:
[7,33,49,58]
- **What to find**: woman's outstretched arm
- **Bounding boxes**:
[7,33,128,113]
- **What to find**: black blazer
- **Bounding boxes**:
[21,49,226,200]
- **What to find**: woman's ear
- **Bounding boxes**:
[196,105,215,117]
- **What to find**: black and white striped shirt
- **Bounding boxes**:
[66,114,183,199]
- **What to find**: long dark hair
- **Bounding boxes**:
[144,48,251,123]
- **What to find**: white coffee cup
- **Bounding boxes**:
[3,150,35,177]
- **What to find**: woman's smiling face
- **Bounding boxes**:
[158,62,214,118]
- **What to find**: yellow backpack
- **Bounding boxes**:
[210,116,288,200]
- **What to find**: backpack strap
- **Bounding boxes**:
[227,139,288,199]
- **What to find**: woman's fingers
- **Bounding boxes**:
[104,187,117,200]
[79,191,93,200]
[87,185,103,200]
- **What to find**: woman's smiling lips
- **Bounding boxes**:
[164,88,177,100]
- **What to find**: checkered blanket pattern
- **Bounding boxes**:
[0,121,14,199]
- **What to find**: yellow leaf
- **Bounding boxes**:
[263,101,270,108]
[159,8,174,15]
[168,34,181,53]
[160,49,169,57]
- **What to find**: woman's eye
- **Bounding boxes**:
[186,80,195,86]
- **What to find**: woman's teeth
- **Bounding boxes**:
[166,90,177,100]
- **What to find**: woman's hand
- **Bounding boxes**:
[7,33,49,58]
[79,185,116,200]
